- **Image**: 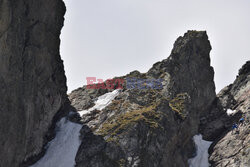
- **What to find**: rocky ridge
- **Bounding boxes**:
[205,61,250,167]
[70,32,249,167]
[70,31,216,167]
[0,0,248,165]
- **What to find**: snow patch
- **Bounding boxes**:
[78,89,120,116]
[189,134,212,167]
[30,90,120,167]
[226,109,237,116]
[30,118,82,167]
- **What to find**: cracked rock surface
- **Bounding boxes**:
[70,31,216,167]
[0,0,67,166]
[208,61,250,167]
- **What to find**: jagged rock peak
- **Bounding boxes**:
[171,30,211,54]
[71,30,216,167]
[238,60,250,76]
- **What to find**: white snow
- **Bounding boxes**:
[30,118,82,167]
[226,109,237,116]
[30,90,120,167]
[78,89,120,116]
[188,134,212,167]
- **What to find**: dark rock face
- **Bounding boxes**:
[71,31,216,167]
[0,0,67,166]
[207,61,250,167]
[199,85,240,141]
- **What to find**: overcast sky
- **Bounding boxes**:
[61,0,250,93]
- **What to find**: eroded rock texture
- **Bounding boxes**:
[0,0,67,166]
[70,31,216,167]
[207,61,250,167]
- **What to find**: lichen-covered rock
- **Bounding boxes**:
[0,0,67,166]
[71,31,216,167]
[208,61,250,167]
[68,71,147,111]
[69,86,110,111]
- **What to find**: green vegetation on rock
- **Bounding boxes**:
[169,93,190,119]
[97,102,161,140]
[118,158,126,167]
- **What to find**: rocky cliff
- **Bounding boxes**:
[0,0,67,166]
[69,31,216,167]
[1,0,248,166]
[202,61,249,167]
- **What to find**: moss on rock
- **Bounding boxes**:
[169,93,190,119]
[97,102,161,139]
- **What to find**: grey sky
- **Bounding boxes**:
[61,0,250,93]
